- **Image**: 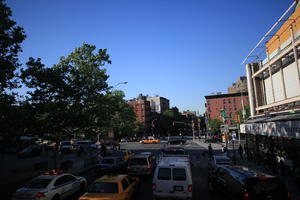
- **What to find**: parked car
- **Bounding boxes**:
[208,165,290,200]
[153,156,193,200]
[17,146,41,158]
[79,174,139,200]
[127,154,156,176]
[12,170,86,200]
[208,154,231,173]
[95,156,127,175]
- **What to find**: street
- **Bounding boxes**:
[63,140,222,200]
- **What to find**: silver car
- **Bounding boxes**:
[12,170,86,200]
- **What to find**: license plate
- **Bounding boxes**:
[174,185,183,191]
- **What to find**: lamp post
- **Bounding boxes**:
[114,81,128,88]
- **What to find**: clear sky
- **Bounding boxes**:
[7,0,293,113]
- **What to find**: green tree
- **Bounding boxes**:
[234,105,250,123]
[21,44,112,168]
[208,118,221,135]
[0,0,26,140]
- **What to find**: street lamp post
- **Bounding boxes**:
[114,81,128,88]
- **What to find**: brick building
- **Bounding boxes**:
[127,94,151,126]
[205,92,249,125]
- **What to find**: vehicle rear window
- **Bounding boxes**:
[158,168,171,180]
[164,149,186,156]
[88,182,118,193]
[102,159,114,164]
[129,158,148,165]
[25,178,52,189]
[173,168,186,180]
[247,178,283,194]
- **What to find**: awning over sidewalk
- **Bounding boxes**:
[240,113,300,139]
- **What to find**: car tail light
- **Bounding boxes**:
[152,184,156,191]
[12,192,16,197]
[147,165,152,169]
[188,185,192,192]
[244,193,249,200]
[35,192,45,198]
[127,166,131,169]
[288,191,291,199]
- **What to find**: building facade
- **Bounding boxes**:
[147,95,170,114]
[228,76,248,94]
[205,92,249,125]
[127,94,151,126]
[241,1,300,177]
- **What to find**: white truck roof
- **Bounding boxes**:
[157,156,190,167]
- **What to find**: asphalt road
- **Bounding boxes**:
[5,141,223,200]
[65,141,222,200]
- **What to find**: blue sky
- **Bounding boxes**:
[7,0,293,113]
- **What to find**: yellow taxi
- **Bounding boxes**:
[79,174,139,200]
[111,150,135,162]
[139,136,160,144]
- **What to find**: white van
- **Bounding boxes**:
[152,157,193,200]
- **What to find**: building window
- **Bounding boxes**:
[207,100,210,105]
[223,106,226,111]
[223,99,226,104]
[229,106,231,111]
[233,98,236,103]
[234,106,237,111]
[228,99,231,103]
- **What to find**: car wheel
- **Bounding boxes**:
[52,194,60,200]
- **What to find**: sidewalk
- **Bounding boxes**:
[193,139,300,200]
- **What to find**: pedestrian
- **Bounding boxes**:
[239,144,243,159]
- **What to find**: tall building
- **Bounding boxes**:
[241,1,300,178]
[205,92,249,125]
[228,76,248,94]
[147,95,170,114]
[127,94,151,126]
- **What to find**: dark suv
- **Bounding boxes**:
[208,165,290,200]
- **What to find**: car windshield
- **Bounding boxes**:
[25,178,52,189]
[158,168,171,180]
[129,158,147,165]
[101,159,114,164]
[88,182,118,193]
[173,168,186,180]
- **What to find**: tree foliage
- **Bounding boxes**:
[0,0,26,139]
[20,44,115,139]
[0,0,26,92]
[208,118,221,135]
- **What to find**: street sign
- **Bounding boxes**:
[220,110,226,118]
